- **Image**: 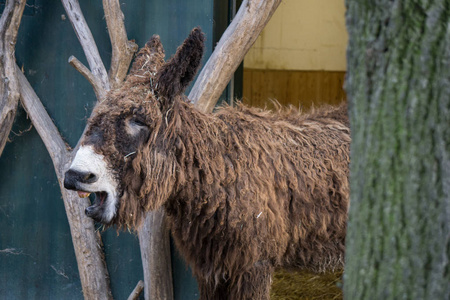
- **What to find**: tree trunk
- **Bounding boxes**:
[0,0,26,156]
[344,1,449,299]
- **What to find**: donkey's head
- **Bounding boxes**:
[64,28,205,227]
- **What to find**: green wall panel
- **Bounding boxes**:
[0,1,221,299]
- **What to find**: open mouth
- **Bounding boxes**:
[77,190,108,219]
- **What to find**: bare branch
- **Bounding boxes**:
[0,0,26,156]
[61,0,110,94]
[127,280,144,300]
[69,56,106,100]
[190,0,282,113]
[103,0,139,90]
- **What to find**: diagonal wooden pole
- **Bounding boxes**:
[190,0,282,113]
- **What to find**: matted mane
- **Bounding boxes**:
[115,96,350,273]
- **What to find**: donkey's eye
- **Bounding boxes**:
[129,118,146,127]
[126,117,149,137]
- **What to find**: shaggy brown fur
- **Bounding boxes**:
[81,28,350,299]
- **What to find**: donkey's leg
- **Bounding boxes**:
[228,261,274,300]
[198,262,274,300]
[198,278,228,300]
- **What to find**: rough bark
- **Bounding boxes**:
[189,0,282,113]
[344,1,450,299]
[138,209,174,300]
[0,0,26,156]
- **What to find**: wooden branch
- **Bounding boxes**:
[18,64,113,300]
[0,0,26,156]
[61,0,110,94]
[189,0,282,113]
[103,0,139,90]
[69,56,106,100]
[138,208,174,300]
[127,280,145,300]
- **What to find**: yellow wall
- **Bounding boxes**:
[244,0,348,71]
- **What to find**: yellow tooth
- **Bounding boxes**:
[77,191,91,198]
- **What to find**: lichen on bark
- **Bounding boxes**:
[344,1,449,299]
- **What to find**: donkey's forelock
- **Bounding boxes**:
[126,34,165,84]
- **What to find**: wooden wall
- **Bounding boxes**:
[242,69,347,109]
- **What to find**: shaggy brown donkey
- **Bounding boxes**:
[64,28,350,300]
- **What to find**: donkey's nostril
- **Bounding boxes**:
[84,173,97,183]
[64,169,98,190]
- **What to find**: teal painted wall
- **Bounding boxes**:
[0,1,231,299]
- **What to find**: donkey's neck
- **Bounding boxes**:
[163,100,225,211]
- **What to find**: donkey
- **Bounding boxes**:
[64,28,350,300]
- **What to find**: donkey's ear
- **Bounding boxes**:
[155,27,205,102]
[128,35,165,77]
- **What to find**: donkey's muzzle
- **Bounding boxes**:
[64,169,98,190]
